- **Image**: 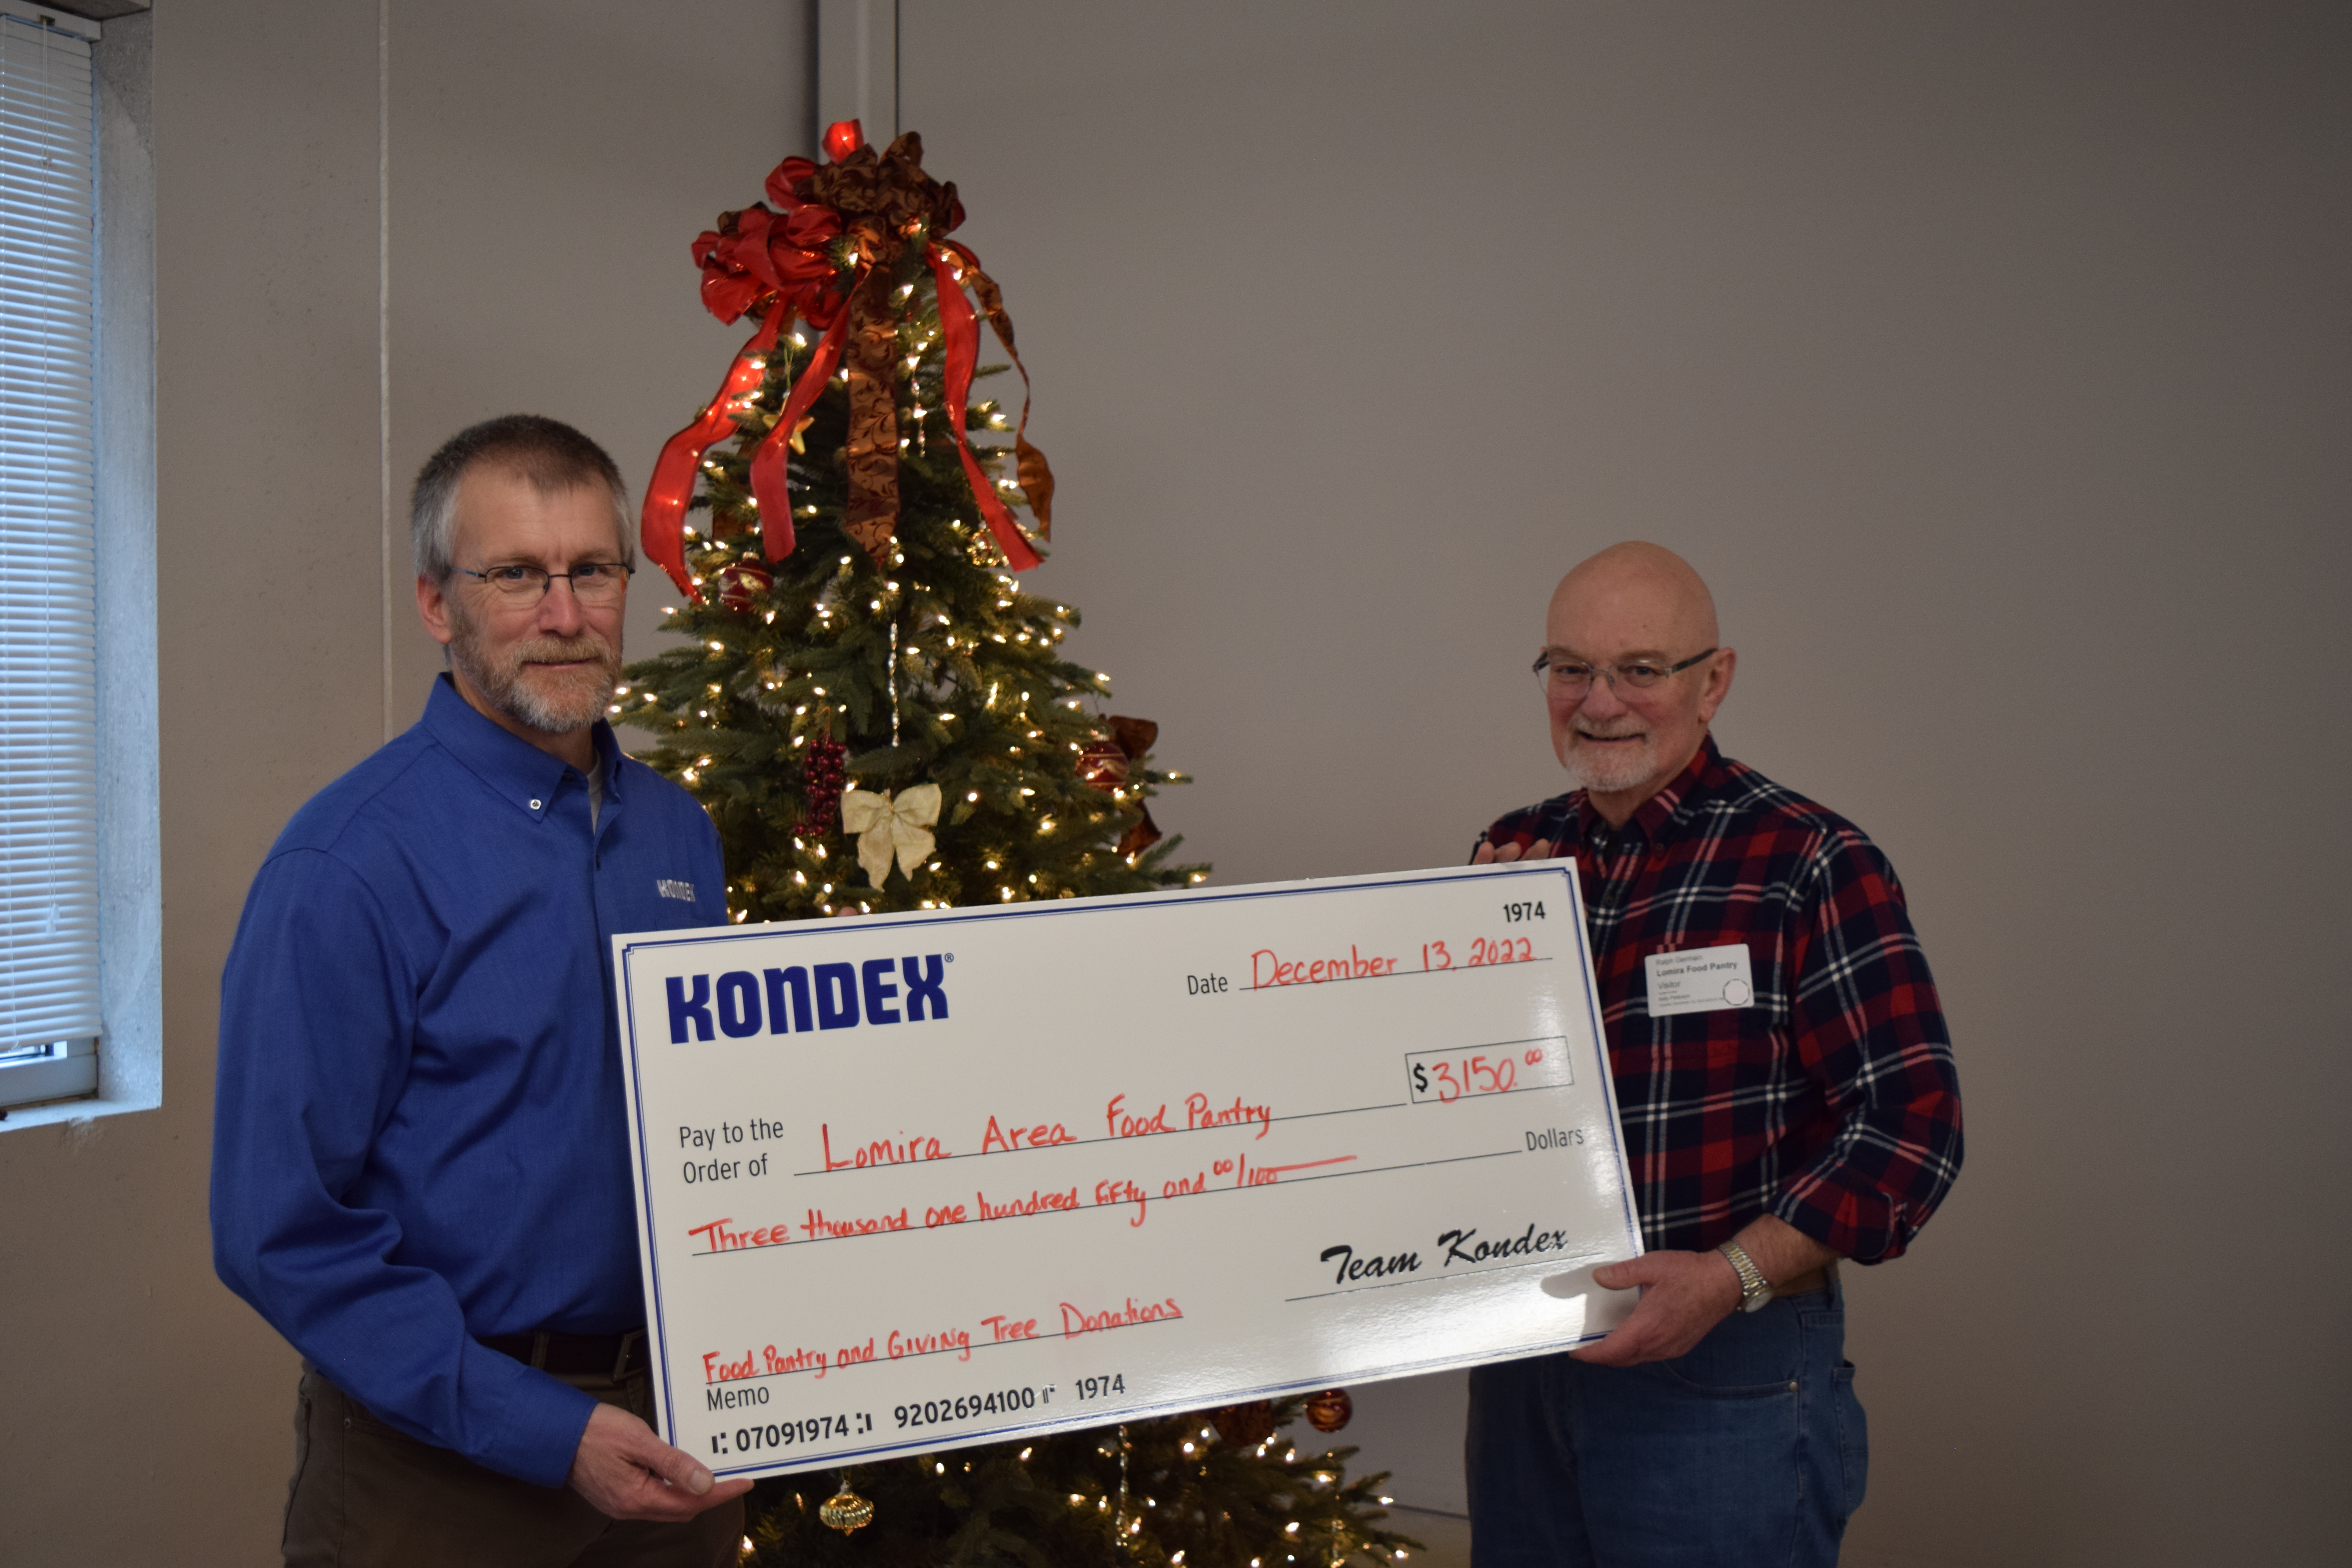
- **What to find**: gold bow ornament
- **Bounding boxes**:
[839,783,941,887]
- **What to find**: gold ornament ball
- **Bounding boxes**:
[819,1486,875,1534]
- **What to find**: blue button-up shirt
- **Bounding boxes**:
[212,676,725,1486]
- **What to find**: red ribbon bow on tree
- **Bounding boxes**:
[641,120,1055,599]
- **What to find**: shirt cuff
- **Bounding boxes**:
[467,1342,604,1488]
[1768,1176,1900,1264]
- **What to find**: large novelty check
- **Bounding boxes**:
[612,861,1641,1480]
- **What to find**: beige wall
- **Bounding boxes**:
[899,2,2350,1563]
[2,2,2345,1563]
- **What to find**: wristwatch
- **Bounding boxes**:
[1717,1240,1773,1313]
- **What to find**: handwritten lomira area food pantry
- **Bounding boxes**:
[610,861,1644,1480]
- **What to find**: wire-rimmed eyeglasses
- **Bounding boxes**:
[454,560,635,604]
[1532,647,1717,700]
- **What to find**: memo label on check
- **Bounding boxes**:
[612,861,1642,1480]
[1643,943,1755,1016]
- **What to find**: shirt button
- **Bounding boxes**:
[528,799,543,811]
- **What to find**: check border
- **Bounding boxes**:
[615,861,1635,1469]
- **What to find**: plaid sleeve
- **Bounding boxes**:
[1470,799,1571,864]
[1770,830,1965,1261]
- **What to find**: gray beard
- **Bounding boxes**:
[1559,734,1657,795]
[447,612,620,737]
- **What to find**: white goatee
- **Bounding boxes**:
[1561,730,1655,794]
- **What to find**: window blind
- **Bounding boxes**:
[0,10,100,1069]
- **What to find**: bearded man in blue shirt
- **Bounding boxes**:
[213,416,752,1566]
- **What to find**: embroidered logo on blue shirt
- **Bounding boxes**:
[657,879,696,902]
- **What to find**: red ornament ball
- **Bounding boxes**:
[1305,1388,1353,1433]
[1210,1400,1278,1448]
[1077,738,1129,791]
[715,558,773,613]
[824,117,867,162]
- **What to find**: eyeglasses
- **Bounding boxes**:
[455,560,635,604]
[1532,646,1717,700]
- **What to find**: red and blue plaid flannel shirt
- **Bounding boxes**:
[1475,736,1963,1261]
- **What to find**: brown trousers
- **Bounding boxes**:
[282,1365,744,1568]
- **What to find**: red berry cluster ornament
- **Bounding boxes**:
[797,735,847,837]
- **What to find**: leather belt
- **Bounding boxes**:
[478,1327,647,1380]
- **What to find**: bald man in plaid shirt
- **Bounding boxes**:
[1463,543,1963,1568]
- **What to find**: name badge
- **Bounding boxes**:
[1644,944,1754,1016]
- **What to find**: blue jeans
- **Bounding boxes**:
[1465,1272,1866,1566]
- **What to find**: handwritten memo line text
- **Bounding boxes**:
[698,1296,1185,1391]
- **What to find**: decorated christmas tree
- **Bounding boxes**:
[621,119,1198,920]
[619,124,1419,1566]
[750,1396,1414,1568]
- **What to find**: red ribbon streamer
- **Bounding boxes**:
[641,307,785,601]
[926,245,1042,572]
[749,310,849,563]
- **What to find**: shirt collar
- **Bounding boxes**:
[421,673,619,822]
[1568,733,1722,847]
[589,714,628,804]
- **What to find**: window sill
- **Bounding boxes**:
[0,1049,100,1112]
[0,1038,153,1132]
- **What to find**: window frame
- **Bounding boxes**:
[0,0,157,1129]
